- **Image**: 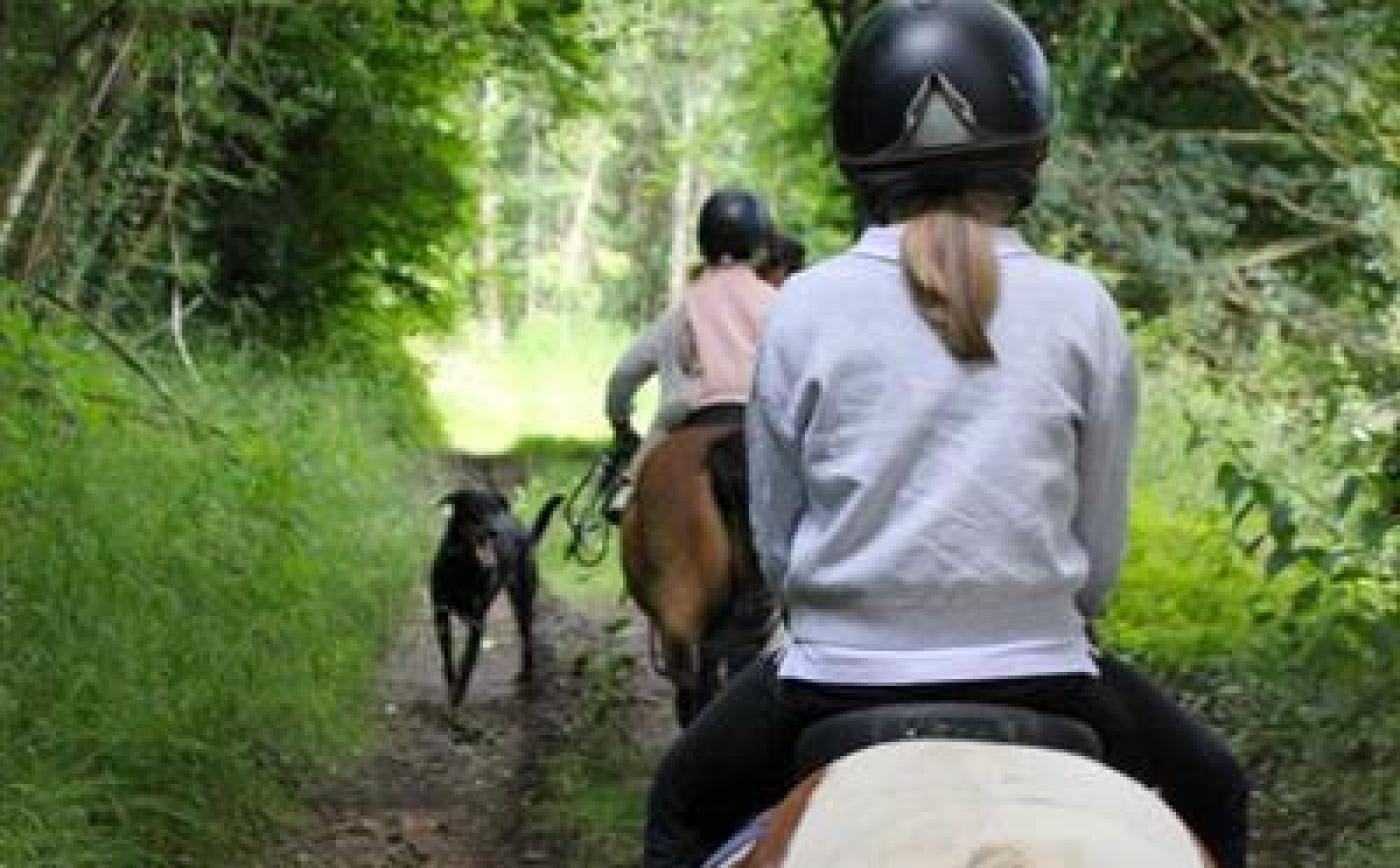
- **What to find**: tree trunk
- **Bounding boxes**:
[0,140,51,263]
[525,111,542,317]
[667,82,697,305]
[477,184,504,346]
[559,128,606,290]
[476,79,505,345]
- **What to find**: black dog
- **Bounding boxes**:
[431,488,563,708]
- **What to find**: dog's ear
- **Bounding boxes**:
[436,490,468,510]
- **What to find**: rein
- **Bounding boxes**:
[561,446,617,567]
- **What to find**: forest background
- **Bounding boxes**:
[0,0,1396,865]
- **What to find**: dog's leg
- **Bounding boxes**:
[433,604,455,691]
[449,622,485,708]
[506,566,536,684]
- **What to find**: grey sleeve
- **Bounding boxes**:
[604,315,668,423]
[1073,311,1139,618]
[747,337,808,594]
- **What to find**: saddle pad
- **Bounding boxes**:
[780,741,1207,868]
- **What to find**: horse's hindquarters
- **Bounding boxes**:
[735,741,1211,868]
[621,424,736,646]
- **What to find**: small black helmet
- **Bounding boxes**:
[697,189,771,264]
[831,0,1053,220]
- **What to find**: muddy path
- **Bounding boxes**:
[266,587,674,868]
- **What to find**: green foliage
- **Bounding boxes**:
[1116,347,1400,864]
[1103,493,1265,668]
[0,0,596,348]
[412,315,649,454]
[1201,646,1400,867]
[1136,320,1400,656]
[0,324,436,866]
[735,3,854,259]
[539,600,647,868]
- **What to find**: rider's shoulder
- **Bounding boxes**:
[1011,251,1123,321]
[777,252,870,295]
[773,252,895,318]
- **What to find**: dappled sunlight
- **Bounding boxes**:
[409,315,657,454]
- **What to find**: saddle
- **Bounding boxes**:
[795,702,1104,778]
[596,404,744,527]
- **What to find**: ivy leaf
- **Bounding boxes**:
[1244,532,1269,556]
[1266,547,1300,578]
[1334,474,1365,519]
[1290,580,1324,613]
[1217,461,1247,507]
[1268,501,1296,543]
[1357,510,1397,549]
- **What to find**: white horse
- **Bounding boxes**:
[709,740,1215,868]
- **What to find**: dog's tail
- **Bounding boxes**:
[529,493,565,546]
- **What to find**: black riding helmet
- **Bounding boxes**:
[831,0,1053,222]
[697,189,771,264]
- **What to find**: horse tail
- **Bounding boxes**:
[705,427,755,572]
[705,427,776,669]
[705,428,748,530]
[529,493,565,546]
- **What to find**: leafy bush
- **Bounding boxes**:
[1104,492,1266,668]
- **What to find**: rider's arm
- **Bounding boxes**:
[747,335,812,595]
[604,312,671,427]
[1072,300,1138,619]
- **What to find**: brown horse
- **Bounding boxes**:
[620,412,776,725]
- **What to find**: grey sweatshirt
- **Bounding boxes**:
[747,225,1137,685]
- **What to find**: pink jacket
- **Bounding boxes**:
[676,264,777,409]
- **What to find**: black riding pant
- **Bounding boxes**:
[643,651,1248,868]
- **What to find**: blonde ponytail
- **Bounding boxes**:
[898,193,1008,361]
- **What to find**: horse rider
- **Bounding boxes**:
[601,188,779,518]
[641,2,1249,867]
[756,230,807,288]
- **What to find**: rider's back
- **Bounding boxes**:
[679,264,777,410]
[750,224,1135,686]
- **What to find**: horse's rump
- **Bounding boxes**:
[734,741,1212,868]
[621,421,743,647]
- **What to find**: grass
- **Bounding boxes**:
[537,625,654,868]
[0,320,438,867]
[409,314,655,455]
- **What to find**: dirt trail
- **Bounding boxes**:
[266,590,671,868]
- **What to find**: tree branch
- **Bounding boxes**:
[1162,0,1350,167]
[34,287,217,435]
[1231,228,1351,271]
[53,1,127,78]
[1133,13,1243,85]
